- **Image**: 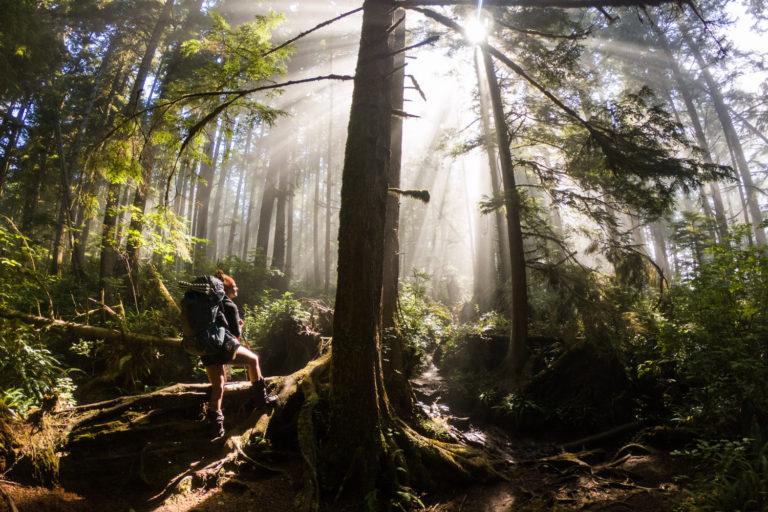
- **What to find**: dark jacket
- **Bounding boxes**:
[220,297,241,338]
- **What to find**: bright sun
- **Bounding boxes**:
[464,17,488,45]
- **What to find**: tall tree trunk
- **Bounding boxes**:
[382,9,414,419]
[272,170,289,274]
[193,124,222,270]
[125,0,175,116]
[327,0,394,491]
[650,220,672,281]
[255,153,281,265]
[208,126,236,261]
[50,121,77,275]
[480,47,528,377]
[99,181,121,302]
[475,50,511,299]
[312,144,322,287]
[325,52,335,295]
[0,103,28,200]
[241,123,265,259]
[226,124,253,256]
[680,26,766,246]
[650,18,729,245]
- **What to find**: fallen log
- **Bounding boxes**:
[0,308,181,347]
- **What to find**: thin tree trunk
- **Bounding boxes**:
[312,143,322,287]
[226,124,253,256]
[481,47,528,377]
[99,182,121,302]
[475,50,511,295]
[193,124,222,270]
[0,104,28,200]
[125,0,175,116]
[255,153,281,265]
[325,52,335,295]
[272,171,288,274]
[382,9,414,419]
[680,26,766,246]
[650,18,729,245]
[209,125,236,260]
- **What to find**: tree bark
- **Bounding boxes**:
[255,151,281,265]
[475,50,511,305]
[327,0,394,492]
[480,47,528,377]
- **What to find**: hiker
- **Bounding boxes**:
[202,270,274,440]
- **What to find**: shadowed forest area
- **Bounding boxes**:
[2,0,768,510]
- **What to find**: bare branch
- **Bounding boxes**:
[399,0,676,8]
[263,7,363,58]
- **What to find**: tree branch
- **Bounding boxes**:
[263,7,364,58]
[399,0,675,8]
[411,8,592,129]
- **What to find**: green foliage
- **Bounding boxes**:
[676,438,768,512]
[241,292,307,347]
[394,272,453,376]
[652,242,768,434]
[0,0,63,98]
[536,87,735,224]
[0,320,66,416]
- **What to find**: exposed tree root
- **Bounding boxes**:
[4,349,506,510]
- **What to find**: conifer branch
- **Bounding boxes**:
[263,7,364,58]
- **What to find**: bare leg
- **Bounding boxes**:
[205,365,226,411]
[231,345,263,382]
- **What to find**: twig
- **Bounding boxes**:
[263,7,363,58]
[560,421,643,450]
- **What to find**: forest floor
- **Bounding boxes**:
[0,357,693,512]
[0,426,691,512]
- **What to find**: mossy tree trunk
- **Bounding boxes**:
[327,0,395,493]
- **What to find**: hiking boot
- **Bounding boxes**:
[251,378,277,408]
[206,409,225,440]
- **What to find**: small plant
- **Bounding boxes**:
[676,437,768,512]
[0,320,65,416]
[242,292,308,346]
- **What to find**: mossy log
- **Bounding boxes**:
[0,308,182,347]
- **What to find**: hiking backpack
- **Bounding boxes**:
[179,275,227,356]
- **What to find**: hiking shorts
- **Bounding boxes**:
[200,331,241,366]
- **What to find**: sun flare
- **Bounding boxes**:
[464,17,488,45]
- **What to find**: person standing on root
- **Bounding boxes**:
[203,270,275,440]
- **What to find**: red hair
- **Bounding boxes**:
[215,269,235,289]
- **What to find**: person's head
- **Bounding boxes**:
[215,270,238,298]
